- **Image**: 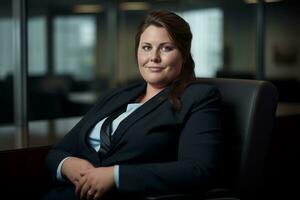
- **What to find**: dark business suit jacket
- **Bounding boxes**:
[45,80,222,199]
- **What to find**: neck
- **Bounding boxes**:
[137,83,165,103]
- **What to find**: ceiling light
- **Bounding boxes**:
[119,2,151,11]
[73,5,103,13]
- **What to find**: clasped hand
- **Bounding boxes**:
[62,157,115,200]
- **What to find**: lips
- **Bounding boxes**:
[144,66,166,69]
[144,66,165,72]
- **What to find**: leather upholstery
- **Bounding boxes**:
[146,78,278,200]
[197,78,278,199]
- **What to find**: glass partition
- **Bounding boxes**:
[0,0,15,150]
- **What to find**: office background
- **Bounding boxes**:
[0,0,299,153]
[0,0,299,198]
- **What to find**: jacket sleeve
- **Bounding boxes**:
[45,116,86,183]
[45,87,121,183]
[118,86,223,195]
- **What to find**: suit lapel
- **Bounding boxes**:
[106,85,172,157]
[82,82,146,133]
[80,82,147,162]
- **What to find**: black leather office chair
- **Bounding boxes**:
[1,78,277,200]
[145,78,278,200]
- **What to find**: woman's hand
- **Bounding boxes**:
[61,157,95,186]
[75,166,115,200]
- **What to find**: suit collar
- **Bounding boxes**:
[105,83,172,158]
[80,81,147,162]
[81,81,173,162]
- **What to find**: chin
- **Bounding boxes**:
[147,79,170,88]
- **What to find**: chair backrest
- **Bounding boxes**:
[196,78,278,199]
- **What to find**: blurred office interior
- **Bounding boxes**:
[0,0,299,197]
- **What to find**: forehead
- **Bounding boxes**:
[140,25,173,43]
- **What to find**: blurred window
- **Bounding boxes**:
[28,17,47,75]
[54,16,96,80]
[179,9,223,77]
[0,13,15,150]
[0,18,13,79]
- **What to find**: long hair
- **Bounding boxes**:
[135,10,196,111]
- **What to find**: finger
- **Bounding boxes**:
[75,176,86,196]
[86,189,94,200]
[80,181,90,200]
[93,191,101,200]
[73,179,79,187]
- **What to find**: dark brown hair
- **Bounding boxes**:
[135,10,196,111]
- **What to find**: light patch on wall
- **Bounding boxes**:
[119,2,151,11]
[73,5,103,13]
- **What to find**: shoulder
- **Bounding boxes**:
[179,80,221,112]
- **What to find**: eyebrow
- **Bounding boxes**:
[140,42,175,46]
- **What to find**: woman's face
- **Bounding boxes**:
[137,25,183,89]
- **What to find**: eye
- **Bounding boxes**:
[141,45,151,51]
[161,46,174,52]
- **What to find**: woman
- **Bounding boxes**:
[43,10,222,200]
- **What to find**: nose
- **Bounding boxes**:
[150,50,161,62]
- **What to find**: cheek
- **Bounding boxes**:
[171,64,183,78]
[165,54,183,72]
[137,53,147,76]
[137,51,148,66]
